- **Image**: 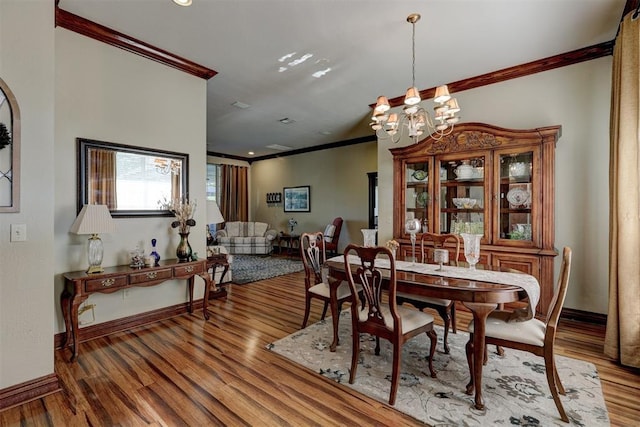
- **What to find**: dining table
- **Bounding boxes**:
[325,254,540,411]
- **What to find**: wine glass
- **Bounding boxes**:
[405,218,421,264]
[433,249,449,271]
[461,233,481,270]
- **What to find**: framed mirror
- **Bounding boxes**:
[0,78,20,213]
[77,138,189,217]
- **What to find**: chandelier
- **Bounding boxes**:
[370,14,461,143]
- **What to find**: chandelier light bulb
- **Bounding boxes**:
[433,85,452,103]
[374,96,391,112]
[404,87,421,106]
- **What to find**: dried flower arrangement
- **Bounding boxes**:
[159,197,197,234]
[385,239,400,251]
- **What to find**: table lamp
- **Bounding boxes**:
[70,204,116,274]
[206,201,224,247]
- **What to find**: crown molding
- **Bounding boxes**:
[55,4,217,80]
[372,40,615,110]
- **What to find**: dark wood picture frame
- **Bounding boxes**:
[283,186,310,212]
[77,138,189,217]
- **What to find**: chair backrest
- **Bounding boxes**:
[344,244,399,332]
[420,232,461,265]
[326,217,343,246]
[300,232,326,289]
[545,247,572,331]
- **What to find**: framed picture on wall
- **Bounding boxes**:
[283,186,310,212]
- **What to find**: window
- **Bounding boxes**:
[207,163,221,203]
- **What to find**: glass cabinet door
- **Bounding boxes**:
[496,149,538,244]
[437,154,488,239]
[404,160,431,235]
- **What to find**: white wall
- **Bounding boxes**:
[0,0,55,388]
[378,58,612,314]
[53,28,208,333]
[251,142,377,253]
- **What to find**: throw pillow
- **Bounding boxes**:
[324,224,336,243]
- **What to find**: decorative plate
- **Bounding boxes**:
[416,191,428,208]
[506,188,530,207]
[412,169,427,181]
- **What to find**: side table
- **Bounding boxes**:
[203,254,230,321]
[276,233,301,255]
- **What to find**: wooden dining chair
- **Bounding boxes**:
[465,246,572,423]
[300,232,361,329]
[344,244,437,405]
[397,232,460,354]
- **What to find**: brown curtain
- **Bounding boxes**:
[605,11,640,368]
[88,148,117,209]
[220,164,248,221]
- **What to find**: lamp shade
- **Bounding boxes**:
[70,205,116,235]
[207,201,224,224]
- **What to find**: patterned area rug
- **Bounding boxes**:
[231,255,303,284]
[268,311,609,426]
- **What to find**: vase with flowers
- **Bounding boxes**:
[385,239,399,259]
[160,197,197,262]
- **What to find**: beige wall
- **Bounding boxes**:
[0,0,55,388]
[378,58,612,314]
[251,142,377,253]
[53,29,208,333]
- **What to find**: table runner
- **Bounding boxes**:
[328,255,540,322]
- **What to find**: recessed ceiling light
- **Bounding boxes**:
[279,118,295,124]
[173,0,192,6]
[319,131,332,135]
[248,151,255,156]
[232,101,250,109]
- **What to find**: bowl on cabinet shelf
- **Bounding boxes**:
[452,198,479,209]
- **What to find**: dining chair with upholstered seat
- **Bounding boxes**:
[396,232,460,354]
[300,232,361,329]
[344,244,437,405]
[465,246,572,423]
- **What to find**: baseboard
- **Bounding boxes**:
[0,373,61,412]
[54,299,205,349]
[561,307,607,325]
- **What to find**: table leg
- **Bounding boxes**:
[188,276,194,314]
[69,294,88,363]
[199,273,210,321]
[328,276,340,352]
[60,289,72,349]
[462,302,497,411]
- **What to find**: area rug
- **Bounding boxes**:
[231,255,303,284]
[268,311,609,426]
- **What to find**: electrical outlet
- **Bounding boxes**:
[123,288,131,299]
[10,224,27,242]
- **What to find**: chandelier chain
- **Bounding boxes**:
[411,19,416,88]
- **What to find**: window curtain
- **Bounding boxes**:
[220,164,248,222]
[605,10,640,368]
[88,148,117,209]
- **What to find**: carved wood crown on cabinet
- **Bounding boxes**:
[390,122,562,316]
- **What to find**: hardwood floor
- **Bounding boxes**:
[2,271,639,426]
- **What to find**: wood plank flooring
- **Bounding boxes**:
[2,271,639,426]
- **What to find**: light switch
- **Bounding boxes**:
[10,224,27,242]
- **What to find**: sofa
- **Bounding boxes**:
[215,221,278,254]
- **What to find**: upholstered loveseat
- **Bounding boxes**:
[215,221,278,254]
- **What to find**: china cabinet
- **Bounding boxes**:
[390,123,561,316]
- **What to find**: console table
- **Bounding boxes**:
[61,259,208,362]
